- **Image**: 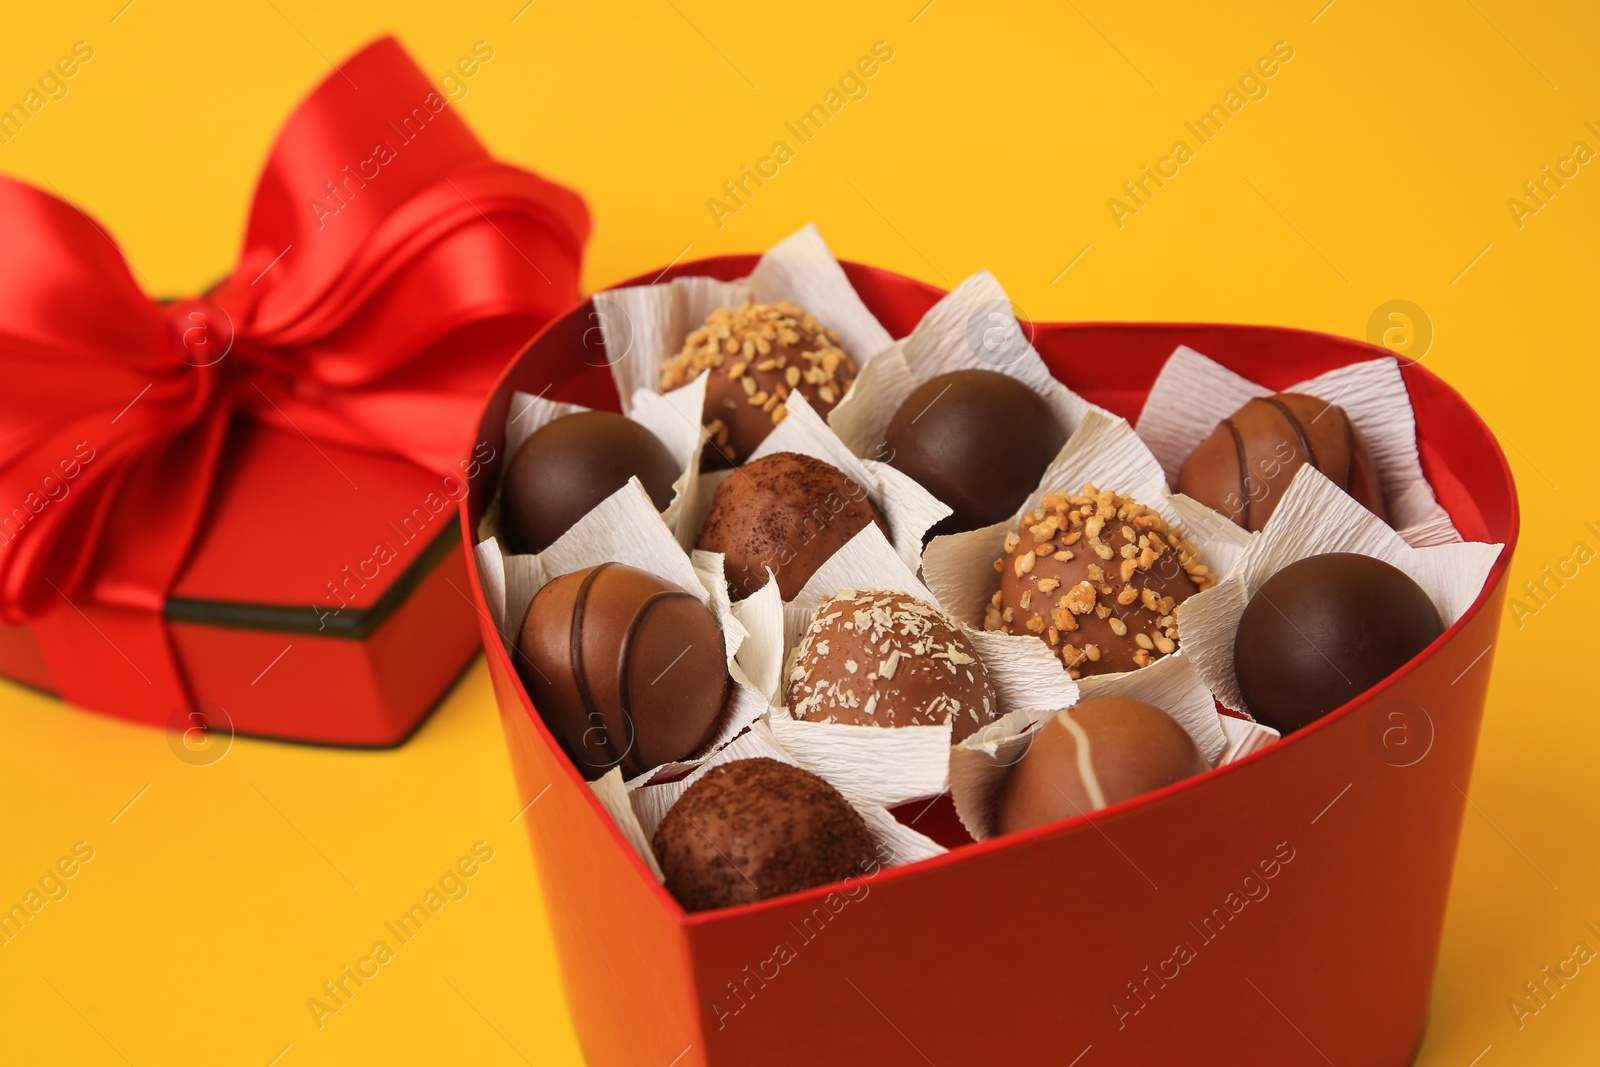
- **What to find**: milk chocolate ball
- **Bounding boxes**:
[1178,392,1386,533]
[653,758,876,911]
[515,563,729,780]
[996,699,1209,835]
[696,452,888,600]
[503,411,679,554]
[786,589,999,741]
[1234,552,1444,733]
[661,302,857,469]
[984,486,1213,678]
[885,369,1064,535]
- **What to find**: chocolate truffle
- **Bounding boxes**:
[996,699,1209,835]
[516,563,729,780]
[696,452,889,600]
[661,301,857,469]
[984,486,1213,678]
[1178,392,1386,533]
[652,758,876,911]
[1234,552,1444,733]
[786,589,999,742]
[885,369,1065,535]
[503,411,679,554]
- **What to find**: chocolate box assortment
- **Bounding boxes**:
[465,229,1517,1066]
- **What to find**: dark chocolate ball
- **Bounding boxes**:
[503,411,679,554]
[1178,392,1386,533]
[515,563,729,780]
[1233,552,1444,733]
[984,486,1213,678]
[661,302,857,469]
[996,699,1209,835]
[786,589,999,741]
[652,758,877,912]
[885,369,1065,535]
[696,452,889,601]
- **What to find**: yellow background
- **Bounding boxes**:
[2,1,1596,1063]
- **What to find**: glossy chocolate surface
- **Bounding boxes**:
[1234,552,1444,733]
[515,563,728,779]
[885,369,1064,535]
[503,411,678,554]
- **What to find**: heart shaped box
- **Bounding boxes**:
[463,258,1517,1067]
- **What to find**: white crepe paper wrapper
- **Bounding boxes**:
[625,719,947,879]
[470,478,767,774]
[1135,345,1459,547]
[595,223,894,421]
[590,768,665,882]
[947,649,1231,841]
[1177,463,1503,714]
[475,382,712,551]
[687,391,950,581]
[1217,715,1281,765]
[829,270,1099,460]
[756,520,1088,809]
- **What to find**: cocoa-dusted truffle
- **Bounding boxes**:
[696,452,888,600]
[1178,392,1386,533]
[983,486,1213,678]
[516,563,729,780]
[885,369,1064,535]
[786,589,999,742]
[1234,552,1444,734]
[661,301,857,469]
[996,699,1209,835]
[653,758,876,911]
[502,411,679,554]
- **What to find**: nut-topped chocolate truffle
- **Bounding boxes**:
[983,486,1213,678]
[996,698,1209,835]
[662,301,857,469]
[786,589,999,742]
[516,563,729,780]
[1179,392,1386,533]
[1234,552,1444,733]
[653,758,876,911]
[696,452,888,601]
[502,411,679,555]
[885,369,1065,535]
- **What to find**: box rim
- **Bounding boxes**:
[463,255,1521,929]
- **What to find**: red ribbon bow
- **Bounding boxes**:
[0,37,588,719]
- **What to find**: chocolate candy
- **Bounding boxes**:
[696,451,888,600]
[515,563,729,780]
[1178,392,1386,533]
[996,699,1209,835]
[984,486,1213,678]
[885,369,1064,535]
[502,411,679,554]
[786,589,999,741]
[652,758,876,911]
[1234,552,1444,733]
[661,302,857,469]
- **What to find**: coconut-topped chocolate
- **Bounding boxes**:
[652,758,876,912]
[983,486,1214,678]
[786,589,999,742]
[661,301,857,468]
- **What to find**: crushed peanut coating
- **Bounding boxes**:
[662,301,855,466]
[983,485,1213,678]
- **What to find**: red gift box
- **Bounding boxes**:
[0,37,588,746]
[465,257,1517,1065]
